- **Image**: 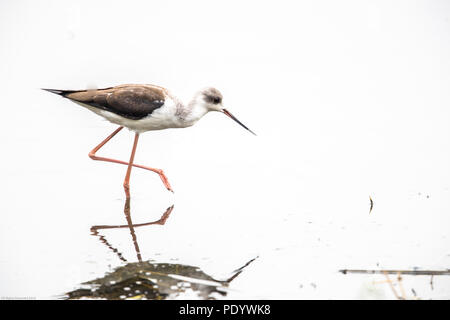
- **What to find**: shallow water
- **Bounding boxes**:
[1,119,449,300]
[1,1,450,300]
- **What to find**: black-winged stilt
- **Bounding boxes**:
[43,84,255,197]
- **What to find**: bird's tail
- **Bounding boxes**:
[41,88,78,97]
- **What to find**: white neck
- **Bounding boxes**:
[179,96,210,127]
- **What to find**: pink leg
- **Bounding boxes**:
[123,133,139,198]
[88,126,173,193]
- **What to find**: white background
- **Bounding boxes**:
[0,0,449,299]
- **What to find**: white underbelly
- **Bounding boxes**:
[74,100,186,133]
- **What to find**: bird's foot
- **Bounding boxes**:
[157,170,174,193]
[123,183,131,198]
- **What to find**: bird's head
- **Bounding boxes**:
[197,87,256,135]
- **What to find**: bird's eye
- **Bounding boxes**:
[213,97,221,104]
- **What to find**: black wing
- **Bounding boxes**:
[43,85,166,120]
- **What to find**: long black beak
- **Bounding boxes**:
[222,109,256,136]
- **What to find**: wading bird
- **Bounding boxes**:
[43,84,255,197]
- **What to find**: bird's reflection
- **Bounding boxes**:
[65,197,256,300]
[89,198,173,263]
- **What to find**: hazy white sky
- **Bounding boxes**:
[0,0,449,299]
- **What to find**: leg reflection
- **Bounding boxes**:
[68,197,256,300]
[90,197,174,262]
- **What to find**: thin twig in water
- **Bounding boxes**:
[384,272,401,300]
[340,269,450,276]
[397,272,406,299]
